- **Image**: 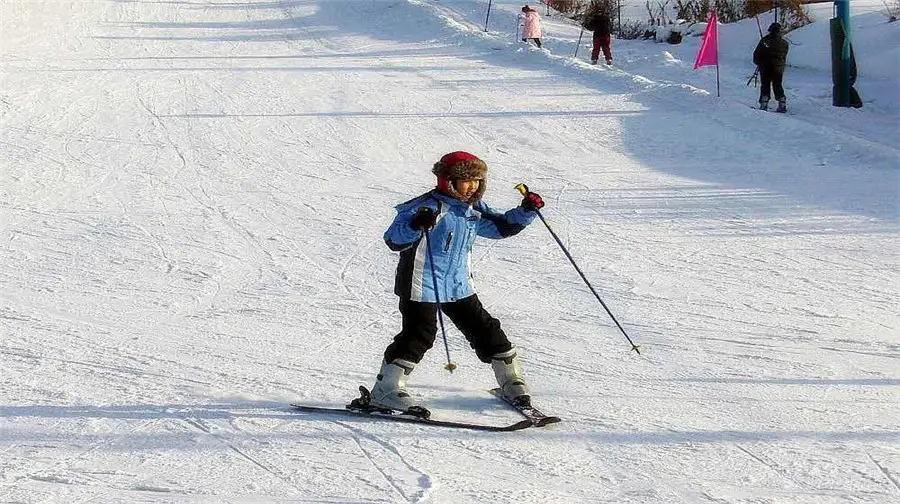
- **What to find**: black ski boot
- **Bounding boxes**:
[776,99,787,113]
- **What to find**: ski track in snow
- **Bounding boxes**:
[1,0,898,502]
[336,420,434,503]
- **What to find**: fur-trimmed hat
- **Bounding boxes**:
[432,151,488,202]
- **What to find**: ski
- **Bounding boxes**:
[748,104,789,114]
[289,404,534,432]
[489,388,562,427]
[290,386,533,432]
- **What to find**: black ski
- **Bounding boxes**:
[290,386,533,432]
[489,388,561,427]
[748,104,789,114]
[290,404,534,432]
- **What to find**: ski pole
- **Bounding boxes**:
[747,67,759,87]
[419,208,457,372]
[515,184,641,355]
[748,15,762,88]
[574,27,584,58]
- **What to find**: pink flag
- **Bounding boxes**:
[693,11,718,69]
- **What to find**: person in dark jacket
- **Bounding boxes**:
[368,151,545,414]
[583,8,613,65]
[753,22,790,112]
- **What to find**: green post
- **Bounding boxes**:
[831,0,852,107]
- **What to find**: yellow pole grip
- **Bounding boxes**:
[514,183,529,195]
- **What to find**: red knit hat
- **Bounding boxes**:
[432,151,488,201]
[439,151,479,166]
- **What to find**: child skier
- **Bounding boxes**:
[368,151,545,413]
[583,6,613,65]
[519,5,543,48]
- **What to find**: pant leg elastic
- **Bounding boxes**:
[383,299,437,364]
[441,295,512,363]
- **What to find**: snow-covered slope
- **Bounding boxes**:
[2,1,897,502]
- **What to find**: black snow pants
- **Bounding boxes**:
[759,66,786,102]
[383,295,513,364]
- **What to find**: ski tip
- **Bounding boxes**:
[535,416,562,427]
[509,419,536,431]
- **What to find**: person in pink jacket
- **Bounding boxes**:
[519,5,543,48]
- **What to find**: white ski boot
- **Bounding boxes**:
[369,358,419,412]
[491,348,531,407]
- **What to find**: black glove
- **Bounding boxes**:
[521,191,544,212]
[410,207,437,230]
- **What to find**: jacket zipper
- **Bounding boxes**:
[443,232,453,252]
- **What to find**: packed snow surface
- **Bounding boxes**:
[1,0,898,502]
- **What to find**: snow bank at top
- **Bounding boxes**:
[788,11,900,81]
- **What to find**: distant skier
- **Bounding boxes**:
[368,151,545,413]
[582,5,613,65]
[753,22,789,112]
[519,5,543,48]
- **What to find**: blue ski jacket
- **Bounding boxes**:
[384,190,537,303]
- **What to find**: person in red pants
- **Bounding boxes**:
[583,7,612,65]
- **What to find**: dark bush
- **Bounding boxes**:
[550,0,582,15]
[743,0,811,29]
[618,19,650,40]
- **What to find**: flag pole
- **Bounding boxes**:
[715,11,720,97]
[716,63,721,97]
